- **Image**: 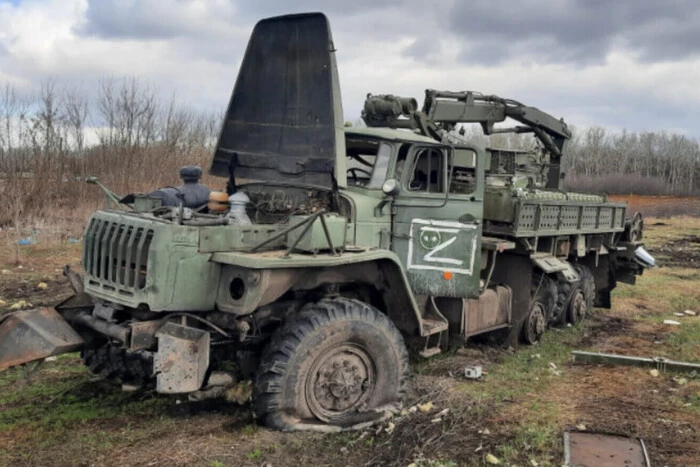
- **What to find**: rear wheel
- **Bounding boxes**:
[567,289,587,324]
[253,297,409,431]
[569,264,595,324]
[522,272,556,344]
[555,263,596,325]
[522,300,546,344]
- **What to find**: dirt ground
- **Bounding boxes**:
[1,216,699,467]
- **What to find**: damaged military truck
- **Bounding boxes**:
[0,13,653,431]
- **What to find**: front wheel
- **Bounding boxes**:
[253,298,409,431]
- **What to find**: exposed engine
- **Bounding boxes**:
[128,166,336,227]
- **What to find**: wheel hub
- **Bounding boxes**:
[307,344,375,421]
[525,302,546,344]
[570,290,586,324]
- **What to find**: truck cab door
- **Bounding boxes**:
[390,144,484,298]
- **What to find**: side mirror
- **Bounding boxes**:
[382,178,400,196]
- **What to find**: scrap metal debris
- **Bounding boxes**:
[464,365,483,379]
[572,351,700,373]
[564,431,650,467]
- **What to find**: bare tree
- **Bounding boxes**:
[0,84,32,172]
[97,76,118,147]
[31,79,64,155]
[161,94,195,153]
[63,86,89,154]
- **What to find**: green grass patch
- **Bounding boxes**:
[665,320,700,362]
[0,358,170,443]
[457,324,585,402]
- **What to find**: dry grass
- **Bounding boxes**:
[0,144,222,229]
[608,195,700,217]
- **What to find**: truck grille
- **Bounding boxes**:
[83,217,154,293]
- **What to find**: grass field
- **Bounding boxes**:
[0,217,699,466]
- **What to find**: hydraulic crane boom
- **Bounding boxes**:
[361,89,572,189]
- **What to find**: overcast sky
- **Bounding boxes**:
[1,0,700,137]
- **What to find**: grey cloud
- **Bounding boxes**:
[77,0,238,40]
[2,0,698,138]
[444,0,700,65]
[79,1,182,39]
[234,0,404,18]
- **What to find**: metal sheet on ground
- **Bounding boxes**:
[0,308,84,370]
[564,432,650,467]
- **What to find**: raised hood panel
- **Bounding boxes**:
[210,13,345,188]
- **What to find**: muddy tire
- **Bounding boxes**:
[567,264,595,324]
[522,300,546,345]
[554,264,596,325]
[253,297,409,431]
[521,272,556,344]
[82,345,154,388]
[532,272,557,323]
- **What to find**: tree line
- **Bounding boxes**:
[460,125,700,196]
[1,78,698,226]
[0,78,222,226]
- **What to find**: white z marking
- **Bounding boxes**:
[406,218,477,275]
[423,235,462,265]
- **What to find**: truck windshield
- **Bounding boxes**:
[346,138,392,189]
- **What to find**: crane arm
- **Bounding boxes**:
[361,89,572,189]
[363,90,570,155]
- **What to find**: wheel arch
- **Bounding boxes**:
[212,250,423,336]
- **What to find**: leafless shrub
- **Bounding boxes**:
[0,78,222,230]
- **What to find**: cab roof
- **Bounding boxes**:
[345,127,439,145]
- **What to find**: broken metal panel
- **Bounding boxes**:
[210,13,343,188]
[564,432,650,467]
[531,253,579,282]
[0,308,84,371]
[154,322,210,394]
[572,351,700,373]
[531,253,568,273]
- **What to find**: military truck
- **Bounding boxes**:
[0,13,653,431]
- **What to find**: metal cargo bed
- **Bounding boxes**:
[484,199,627,237]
